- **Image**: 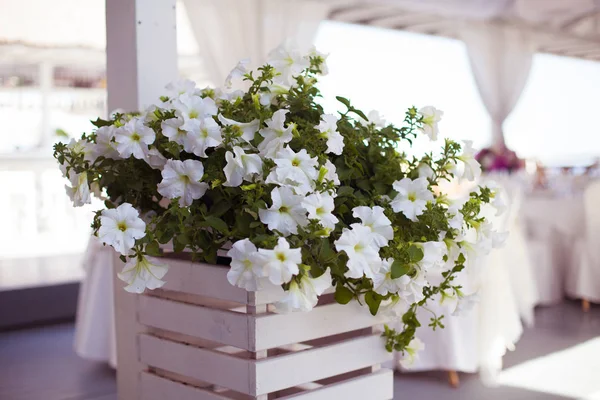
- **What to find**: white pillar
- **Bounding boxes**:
[38,61,53,148]
[105,1,177,399]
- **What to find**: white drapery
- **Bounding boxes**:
[461,22,537,148]
[181,0,330,86]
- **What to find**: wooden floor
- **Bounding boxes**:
[0,301,598,400]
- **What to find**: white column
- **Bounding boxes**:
[38,61,54,149]
[105,1,177,399]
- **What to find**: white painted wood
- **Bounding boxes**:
[106,0,177,399]
[139,334,253,395]
[161,258,284,305]
[253,302,389,351]
[140,372,235,400]
[277,369,394,400]
[254,334,391,396]
[138,295,252,350]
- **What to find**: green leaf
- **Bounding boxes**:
[173,238,186,253]
[390,260,410,279]
[204,216,229,234]
[145,240,161,256]
[365,291,382,316]
[336,186,354,197]
[335,285,353,305]
[176,234,189,245]
[210,201,231,217]
[91,118,112,128]
[408,245,424,263]
[336,96,351,109]
[457,252,466,264]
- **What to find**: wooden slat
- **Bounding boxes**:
[253,302,389,351]
[140,372,236,400]
[139,334,253,395]
[278,369,393,400]
[138,296,252,350]
[254,334,391,396]
[162,259,284,305]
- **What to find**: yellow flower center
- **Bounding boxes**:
[279,206,289,213]
[408,192,417,202]
[276,252,286,262]
[117,221,128,232]
[131,132,141,142]
[291,158,300,167]
[189,110,199,119]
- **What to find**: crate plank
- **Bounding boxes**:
[138,296,251,350]
[140,372,236,400]
[139,334,253,395]
[277,369,393,400]
[161,259,284,305]
[254,334,391,395]
[253,302,389,351]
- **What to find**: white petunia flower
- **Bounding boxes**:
[323,160,340,185]
[258,109,294,158]
[418,162,435,180]
[334,225,382,279]
[173,93,217,122]
[315,114,344,155]
[224,146,263,187]
[259,186,308,236]
[256,238,302,285]
[398,269,428,303]
[391,177,434,221]
[165,78,198,98]
[379,295,411,318]
[161,117,192,150]
[65,170,91,207]
[267,42,310,86]
[226,239,264,291]
[118,255,169,293]
[259,82,291,106]
[274,268,332,312]
[224,59,250,88]
[98,203,146,255]
[418,106,443,141]
[452,292,480,316]
[87,126,119,162]
[302,192,339,232]
[266,147,319,195]
[450,140,482,181]
[191,117,222,157]
[372,258,405,296]
[144,148,167,170]
[218,114,260,144]
[351,206,393,247]
[157,159,208,207]
[399,337,425,369]
[114,118,155,159]
[418,241,447,271]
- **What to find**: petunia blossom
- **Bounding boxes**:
[418,106,443,141]
[114,118,155,159]
[258,186,308,236]
[224,146,263,187]
[118,255,169,293]
[157,159,208,207]
[334,225,382,279]
[315,113,344,155]
[351,206,393,247]
[274,268,332,312]
[390,177,434,222]
[258,109,294,158]
[65,170,91,207]
[227,239,265,291]
[255,238,302,285]
[218,114,260,144]
[98,203,146,255]
[301,192,339,232]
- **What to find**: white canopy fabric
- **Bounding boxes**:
[461,22,537,149]
[181,0,330,86]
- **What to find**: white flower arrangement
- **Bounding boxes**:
[54,43,503,360]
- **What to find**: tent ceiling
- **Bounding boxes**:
[326,0,600,60]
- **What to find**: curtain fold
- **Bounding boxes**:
[461,22,537,149]
[181,0,329,86]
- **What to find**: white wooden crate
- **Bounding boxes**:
[134,256,394,400]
